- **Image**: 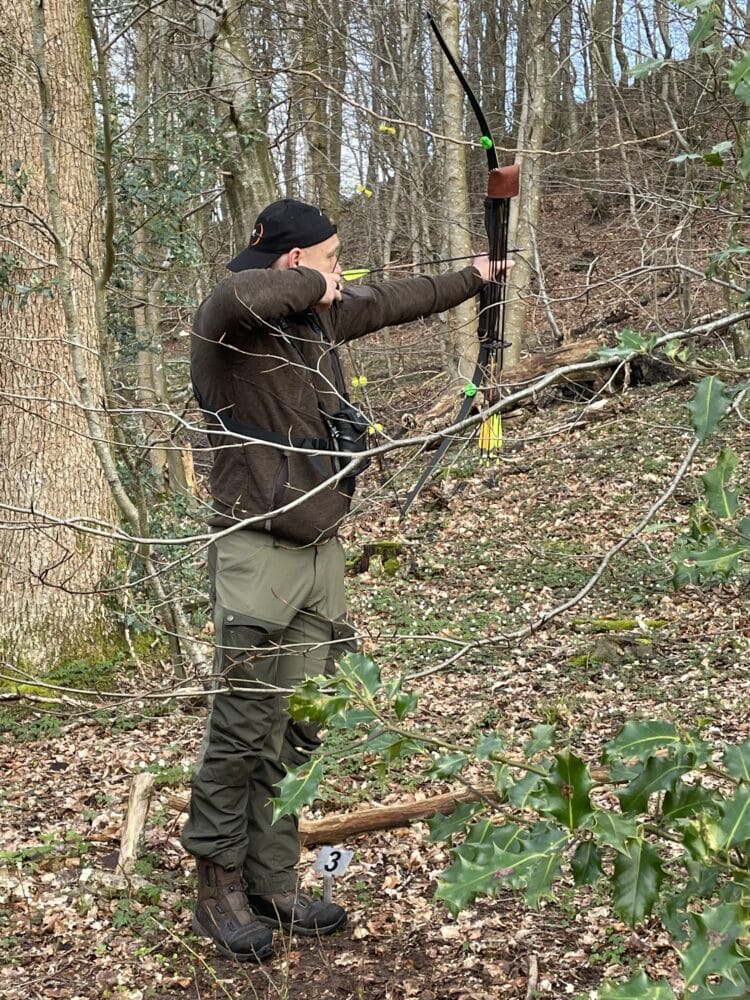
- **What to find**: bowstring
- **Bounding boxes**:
[478,190,509,462]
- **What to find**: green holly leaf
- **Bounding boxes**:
[424,751,469,779]
[524,724,556,757]
[702,141,734,167]
[684,816,723,861]
[491,761,512,795]
[469,819,523,852]
[688,8,715,50]
[597,970,676,998]
[492,822,568,898]
[538,750,594,830]
[727,53,750,104]
[393,688,418,720]
[508,769,543,808]
[740,135,750,181]
[662,781,715,821]
[435,846,505,913]
[680,902,749,989]
[588,808,639,854]
[368,732,421,761]
[604,720,680,762]
[288,675,349,724]
[687,376,731,441]
[723,739,750,782]
[718,785,750,849]
[339,652,383,698]
[690,976,750,998]
[628,58,669,80]
[272,757,324,822]
[427,800,485,843]
[570,840,604,886]
[677,542,748,581]
[703,448,739,519]
[618,754,692,815]
[612,839,665,925]
[598,328,658,361]
[474,733,505,759]
[523,841,565,909]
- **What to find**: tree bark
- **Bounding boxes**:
[197,0,277,249]
[0,1,116,666]
[433,0,476,381]
[503,0,551,367]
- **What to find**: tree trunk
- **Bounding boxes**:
[433,0,475,381]
[197,0,277,249]
[503,0,550,367]
[0,1,116,666]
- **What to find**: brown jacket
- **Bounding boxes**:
[191,264,484,544]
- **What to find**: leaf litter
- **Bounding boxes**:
[1,375,749,997]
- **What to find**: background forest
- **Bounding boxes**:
[1,1,750,998]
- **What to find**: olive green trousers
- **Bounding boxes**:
[181,530,354,893]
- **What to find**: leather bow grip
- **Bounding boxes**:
[488,164,520,199]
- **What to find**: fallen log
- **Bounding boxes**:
[167,786,499,845]
[505,337,601,387]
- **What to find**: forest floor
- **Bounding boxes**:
[2,368,749,999]
[2,197,750,999]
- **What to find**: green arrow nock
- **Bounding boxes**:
[480,135,494,150]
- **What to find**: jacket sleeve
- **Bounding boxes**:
[328,266,485,343]
[195,267,327,343]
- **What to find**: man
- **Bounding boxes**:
[183,198,499,961]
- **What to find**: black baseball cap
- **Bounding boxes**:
[227,198,337,271]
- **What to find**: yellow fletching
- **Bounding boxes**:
[477,414,502,459]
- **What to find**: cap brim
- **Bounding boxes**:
[227,245,282,272]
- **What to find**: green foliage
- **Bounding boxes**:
[280,655,750,997]
[687,377,733,442]
[671,376,750,587]
[597,971,676,998]
[727,52,750,106]
[597,328,658,362]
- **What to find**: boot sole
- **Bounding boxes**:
[192,914,275,961]
[253,912,347,937]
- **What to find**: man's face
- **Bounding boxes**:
[296,234,342,276]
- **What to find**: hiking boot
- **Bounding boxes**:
[192,858,274,961]
[247,889,347,937]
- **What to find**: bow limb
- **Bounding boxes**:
[400,12,520,515]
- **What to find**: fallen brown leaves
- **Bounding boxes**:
[3,232,750,1000]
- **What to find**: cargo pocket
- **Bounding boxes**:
[219,610,283,696]
[327,618,358,676]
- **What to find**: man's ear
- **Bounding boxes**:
[286,248,302,268]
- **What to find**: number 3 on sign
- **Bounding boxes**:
[314,846,353,876]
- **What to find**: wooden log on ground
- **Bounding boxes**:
[167,786,499,845]
[505,337,601,387]
[166,764,610,846]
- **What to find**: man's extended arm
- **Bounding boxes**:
[328,266,485,343]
